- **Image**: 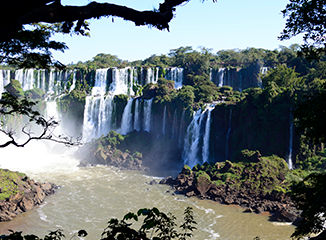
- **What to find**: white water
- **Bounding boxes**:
[119,98,134,135]
[0,70,10,99]
[183,109,205,168]
[288,121,294,169]
[166,67,183,89]
[143,98,153,132]
[0,142,295,240]
[133,99,141,132]
[218,68,226,87]
[92,69,108,96]
[82,95,115,141]
[202,107,214,163]
[162,106,167,136]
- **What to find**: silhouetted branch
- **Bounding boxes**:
[0,0,216,42]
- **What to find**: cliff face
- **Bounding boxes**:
[210,90,298,164]
[0,169,57,222]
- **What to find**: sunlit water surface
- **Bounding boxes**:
[0,142,295,239]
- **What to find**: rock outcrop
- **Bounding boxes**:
[160,155,300,223]
[0,169,57,222]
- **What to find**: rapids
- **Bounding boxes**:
[0,143,295,239]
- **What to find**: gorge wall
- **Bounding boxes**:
[0,65,296,170]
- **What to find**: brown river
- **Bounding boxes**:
[0,142,295,239]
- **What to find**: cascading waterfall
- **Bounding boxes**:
[0,70,10,99]
[69,70,77,92]
[183,109,205,168]
[92,69,108,96]
[258,67,269,87]
[202,106,214,163]
[119,98,134,135]
[218,68,226,87]
[110,68,134,95]
[288,121,294,169]
[166,67,183,89]
[225,109,232,160]
[82,95,115,141]
[143,98,153,132]
[133,99,141,132]
[15,69,35,91]
[162,106,167,135]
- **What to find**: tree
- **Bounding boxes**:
[0,0,217,148]
[291,172,326,239]
[280,0,326,59]
[1,207,197,240]
[0,0,216,69]
[0,80,81,148]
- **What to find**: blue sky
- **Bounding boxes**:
[52,0,303,64]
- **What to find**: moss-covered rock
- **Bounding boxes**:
[4,80,24,98]
[0,169,56,222]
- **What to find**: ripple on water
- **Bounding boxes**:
[0,143,296,239]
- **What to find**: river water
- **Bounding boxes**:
[0,142,295,239]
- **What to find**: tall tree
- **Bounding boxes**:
[280,0,326,59]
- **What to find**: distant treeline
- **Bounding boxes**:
[67,44,321,76]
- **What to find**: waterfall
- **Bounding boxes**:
[172,109,177,139]
[288,121,294,169]
[15,69,35,91]
[162,106,167,135]
[145,68,158,85]
[69,70,77,92]
[110,68,134,95]
[225,109,232,160]
[119,98,134,135]
[37,70,46,91]
[258,67,269,87]
[82,95,115,141]
[92,69,108,96]
[133,99,141,131]
[0,70,10,99]
[143,98,153,132]
[1,70,10,99]
[182,109,205,168]
[202,107,214,163]
[218,68,226,87]
[165,67,183,89]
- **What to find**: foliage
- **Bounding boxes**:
[0,169,26,201]
[293,82,326,144]
[260,64,303,89]
[0,207,196,240]
[280,0,326,60]
[0,25,67,69]
[0,87,80,148]
[71,54,123,69]
[186,152,295,195]
[102,207,196,240]
[291,171,326,238]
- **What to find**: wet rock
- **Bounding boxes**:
[148,180,158,185]
[270,209,298,222]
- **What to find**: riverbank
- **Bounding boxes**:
[159,152,300,223]
[0,168,57,222]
